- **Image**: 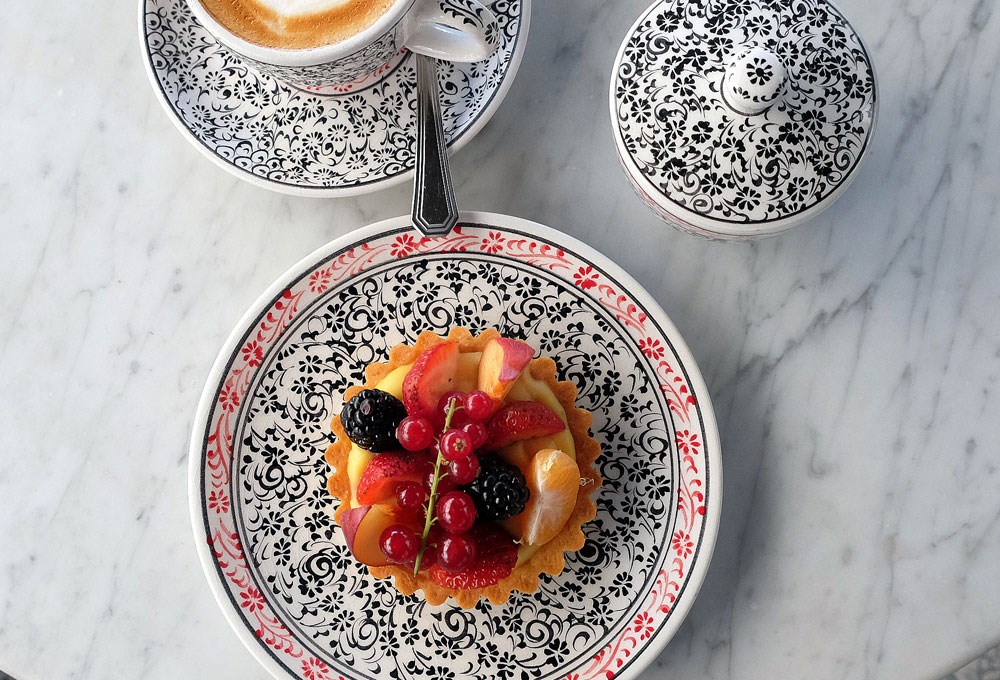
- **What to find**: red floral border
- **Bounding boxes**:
[198,225,709,679]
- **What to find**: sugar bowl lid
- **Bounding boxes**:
[610,0,878,239]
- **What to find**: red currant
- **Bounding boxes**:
[418,527,443,571]
[449,409,471,429]
[380,525,420,565]
[436,491,477,533]
[396,481,426,518]
[464,390,494,422]
[448,455,480,485]
[397,415,434,451]
[461,421,488,450]
[436,390,467,425]
[440,429,472,462]
[438,533,477,572]
[419,542,439,571]
[428,470,458,495]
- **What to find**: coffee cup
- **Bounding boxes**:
[186,0,500,89]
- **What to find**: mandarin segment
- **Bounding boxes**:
[519,448,580,547]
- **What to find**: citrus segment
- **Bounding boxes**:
[520,448,580,547]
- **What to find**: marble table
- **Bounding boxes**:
[2,0,999,678]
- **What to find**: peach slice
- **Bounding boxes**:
[340,505,398,567]
[477,338,535,407]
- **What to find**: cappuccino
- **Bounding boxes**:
[197,0,398,50]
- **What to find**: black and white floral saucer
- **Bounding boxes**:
[190,212,721,680]
[140,0,527,196]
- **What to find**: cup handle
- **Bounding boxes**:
[402,0,500,63]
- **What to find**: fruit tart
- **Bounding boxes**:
[325,327,602,608]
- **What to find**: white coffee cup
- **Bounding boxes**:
[186,0,500,89]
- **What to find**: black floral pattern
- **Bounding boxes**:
[142,0,524,192]
[440,0,502,51]
[254,31,404,89]
[613,0,876,224]
[231,257,676,679]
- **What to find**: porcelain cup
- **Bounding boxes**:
[186,0,500,89]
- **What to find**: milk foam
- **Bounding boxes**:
[199,0,397,49]
[254,0,357,18]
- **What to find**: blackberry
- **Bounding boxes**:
[462,455,530,520]
[340,389,408,452]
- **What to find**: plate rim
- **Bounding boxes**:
[188,211,723,680]
[138,0,531,198]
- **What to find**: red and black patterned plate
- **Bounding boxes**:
[189,212,721,680]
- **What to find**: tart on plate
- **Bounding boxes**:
[325,327,602,608]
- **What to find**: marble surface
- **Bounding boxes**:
[948,645,1000,680]
[1,0,999,679]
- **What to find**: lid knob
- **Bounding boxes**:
[722,47,787,116]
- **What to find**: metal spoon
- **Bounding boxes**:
[411,54,459,237]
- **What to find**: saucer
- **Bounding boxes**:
[139,0,528,197]
[190,212,721,680]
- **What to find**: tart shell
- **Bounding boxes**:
[325,327,602,608]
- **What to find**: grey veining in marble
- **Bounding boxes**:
[947,644,1000,680]
[1,0,999,679]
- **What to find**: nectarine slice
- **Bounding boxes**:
[477,338,535,407]
[340,505,397,567]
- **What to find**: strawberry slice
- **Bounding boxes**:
[429,523,518,590]
[402,341,460,418]
[356,451,433,505]
[486,401,566,448]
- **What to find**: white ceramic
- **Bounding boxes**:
[610,0,879,239]
[140,0,527,196]
[189,212,721,680]
[186,0,500,88]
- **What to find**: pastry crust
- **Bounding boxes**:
[325,327,602,608]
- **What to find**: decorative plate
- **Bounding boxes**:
[610,0,877,238]
[189,212,721,680]
[139,0,527,196]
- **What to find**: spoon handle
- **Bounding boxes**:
[411,54,459,237]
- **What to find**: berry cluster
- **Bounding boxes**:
[370,390,517,575]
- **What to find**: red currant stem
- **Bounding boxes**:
[413,397,459,575]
